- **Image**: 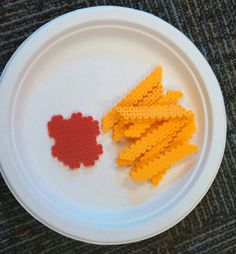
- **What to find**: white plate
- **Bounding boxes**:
[0,6,226,244]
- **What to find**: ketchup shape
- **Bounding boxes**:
[47,112,103,169]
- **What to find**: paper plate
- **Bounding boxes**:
[0,6,226,244]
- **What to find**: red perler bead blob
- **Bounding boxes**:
[47,112,103,169]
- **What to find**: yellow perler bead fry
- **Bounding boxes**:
[125,122,152,138]
[130,143,199,181]
[151,167,170,186]
[136,116,195,165]
[118,66,162,105]
[173,116,196,144]
[113,121,127,142]
[158,90,183,105]
[116,105,193,121]
[138,84,163,106]
[136,133,175,165]
[102,66,162,132]
[139,118,196,186]
[116,157,133,167]
[102,110,120,133]
[118,118,185,163]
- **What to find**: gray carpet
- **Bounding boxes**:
[0,0,235,253]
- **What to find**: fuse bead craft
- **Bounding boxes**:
[102,66,163,132]
[118,118,186,164]
[151,167,170,186]
[130,143,199,181]
[125,122,153,138]
[138,85,163,106]
[116,105,193,121]
[48,112,103,169]
[102,66,198,186]
[158,90,183,105]
[113,121,128,142]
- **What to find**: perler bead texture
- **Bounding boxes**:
[47,113,103,169]
[138,85,163,106]
[116,105,193,121]
[137,116,195,165]
[151,167,170,186]
[118,119,185,164]
[131,143,199,181]
[113,121,128,142]
[125,122,152,138]
[102,66,163,132]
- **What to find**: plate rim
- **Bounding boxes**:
[0,6,227,244]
